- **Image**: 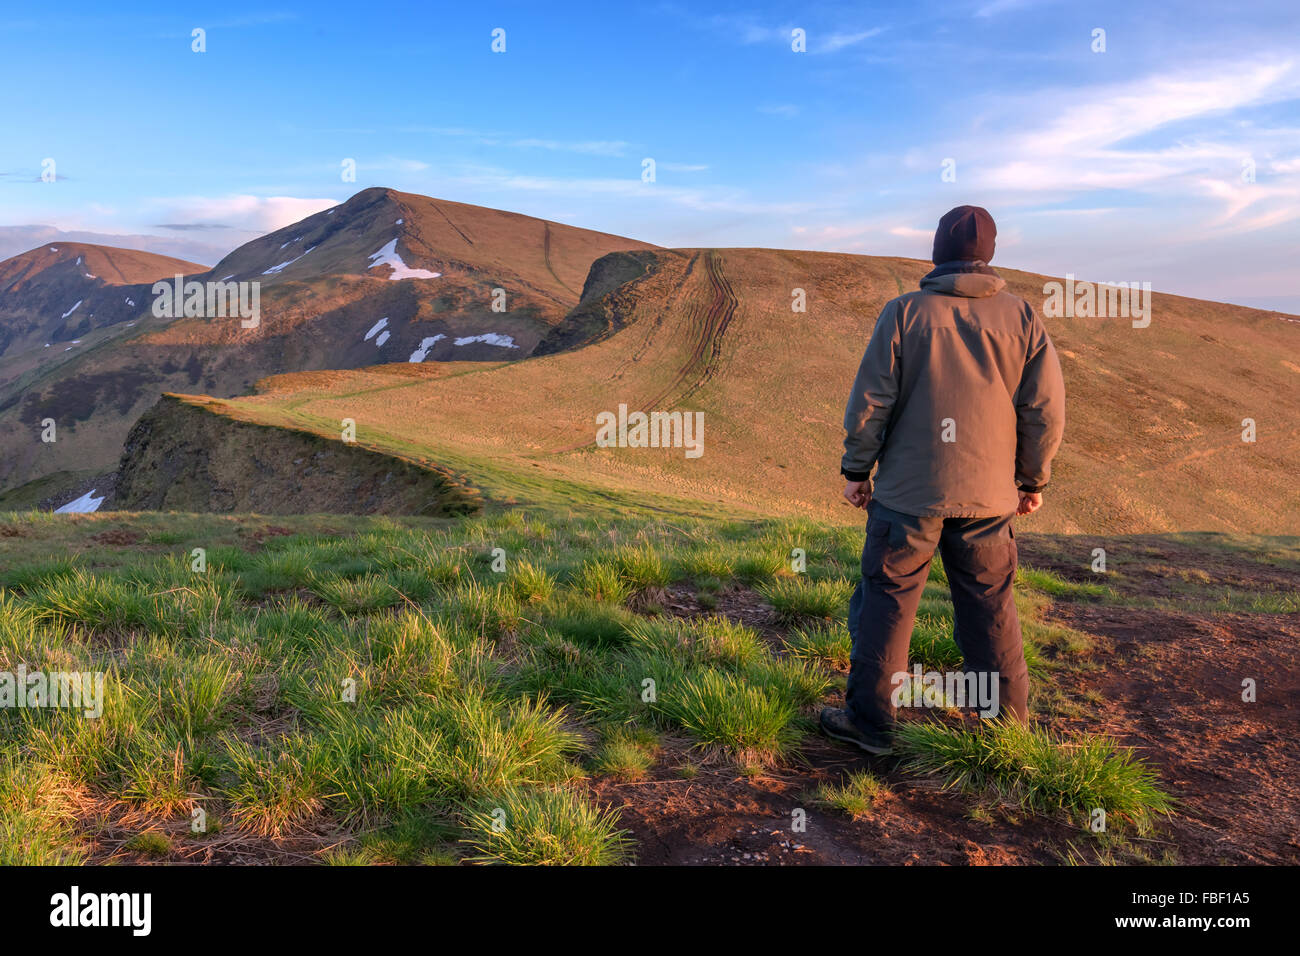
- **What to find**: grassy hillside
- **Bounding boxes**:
[180,247,1300,533]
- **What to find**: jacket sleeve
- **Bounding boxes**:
[841,300,902,482]
[1013,311,1066,493]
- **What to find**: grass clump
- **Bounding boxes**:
[1018,568,1113,602]
[783,623,851,669]
[124,830,173,857]
[656,669,798,767]
[895,719,1173,833]
[461,787,631,865]
[508,560,556,604]
[759,577,852,623]
[573,559,632,604]
[813,771,890,820]
[591,727,659,781]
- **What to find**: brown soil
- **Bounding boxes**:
[89,527,142,547]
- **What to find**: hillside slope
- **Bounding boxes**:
[112,393,480,516]
[0,242,207,353]
[152,247,1300,533]
[0,188,654,494]
[0,241,205,370]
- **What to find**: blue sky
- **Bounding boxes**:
[2,0,1298,311]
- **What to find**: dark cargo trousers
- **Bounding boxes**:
[846,500,1029,734]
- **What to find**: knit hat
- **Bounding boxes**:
[932,205,996,265]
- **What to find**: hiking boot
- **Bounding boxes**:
[820,707,893,755]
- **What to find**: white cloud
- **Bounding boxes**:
[921,57,1300,237]
[148,194,337,234]
[820,28,885,53]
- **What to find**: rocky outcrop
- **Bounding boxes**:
[530,250,657,356]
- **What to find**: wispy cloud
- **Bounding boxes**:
[508,138,631,156]
[934,57,1300,235]
[820,28,885,52]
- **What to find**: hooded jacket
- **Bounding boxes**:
[841,261,1065,518]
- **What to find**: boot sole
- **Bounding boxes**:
[820,719,893,756]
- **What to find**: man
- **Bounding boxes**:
[821,205,1066,755]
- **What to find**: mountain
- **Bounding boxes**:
[0,188,655,495]
[0,242,206,361]
[113,247,1300,533]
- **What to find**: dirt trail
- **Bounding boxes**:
[637,250,738,412]
[542,222,579,298]
[550,250,738,454]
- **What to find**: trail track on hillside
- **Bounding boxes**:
[543,222,579,297]
[626,250,739,414]
[554,251,739,454]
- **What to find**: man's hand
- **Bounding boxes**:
[843,480,871,510]
[1016,491,1043,516]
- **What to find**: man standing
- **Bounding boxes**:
[821,205,1066,755]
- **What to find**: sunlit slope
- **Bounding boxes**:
[201,248,1300,533]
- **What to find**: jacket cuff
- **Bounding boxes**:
[1017,482,1046,494]
[841,467,872,482]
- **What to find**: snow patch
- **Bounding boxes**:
[375,330,390,347]
[408,334,446,362]
[220,274,236,281]
[56,489,105,514]
[61,300,82,318]
[84,273,96,279]
[263,246,315,275]
[395,218,403,225]
[125,297,135,306]
[366,239,440,280]
[454,333,519,349]
[364,317,389,341]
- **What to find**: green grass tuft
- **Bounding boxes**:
[895,719,1173,833]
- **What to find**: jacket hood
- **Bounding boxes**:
[920,260,1006,298]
